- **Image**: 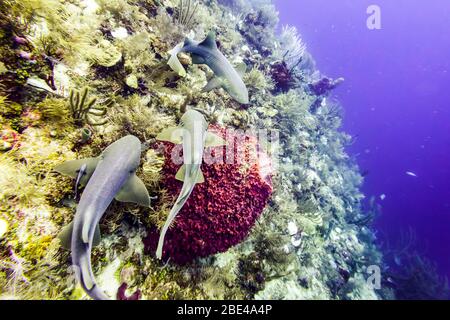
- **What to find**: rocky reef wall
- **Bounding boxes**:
[0,0,388,300]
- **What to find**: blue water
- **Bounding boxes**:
[275,0,450,280]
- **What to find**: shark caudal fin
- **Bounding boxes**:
[76,255,111,300]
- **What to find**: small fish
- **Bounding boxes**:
[406,171,418,177]
[155,110,226,260]
[55,135,150,300]
[380,194,386,201]
[168,32,249,104]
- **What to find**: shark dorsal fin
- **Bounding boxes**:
[184,37,197,47]
[199,32,217,50]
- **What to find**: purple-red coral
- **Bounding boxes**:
[270,61,297,93]
[144,126,273,264]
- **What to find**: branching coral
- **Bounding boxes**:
[68,87,110,126]
[274,25,307,69]
[144,126,273,264]
[175,0,199,30]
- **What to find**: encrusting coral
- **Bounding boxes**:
[0,0,397,300]
[144,126,273,264]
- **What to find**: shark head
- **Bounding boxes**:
[227,81,249,104]
[101,135,142,170]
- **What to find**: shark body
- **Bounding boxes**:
[55,135,150,300]
[168,32,249,104]
[155,110,226,259]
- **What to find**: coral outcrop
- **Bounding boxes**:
[144,126,273,264]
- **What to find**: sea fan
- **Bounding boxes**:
[274,25,307,69]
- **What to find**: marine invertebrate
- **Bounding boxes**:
[1,128,20,151]
[175,0,199,30]
[274,25,307,69]
[309,76,345,96]
[68,88,109,127]
[144,126,273,264]
[238,4,279,57]
[270,61,297,94]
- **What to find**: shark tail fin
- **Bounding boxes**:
[77,256,110,300]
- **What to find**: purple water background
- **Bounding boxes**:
[274,0,450,278]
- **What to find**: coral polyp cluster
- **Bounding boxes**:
[145,126,273,264]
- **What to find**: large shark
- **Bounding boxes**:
[168,31,249,104]
[55,135,150,300]
[155,110,226,259]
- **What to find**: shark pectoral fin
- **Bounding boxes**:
[54,158,99,185]
[168,42,187,77]
[199,31,218,50]
[93,224,101,247]
[197,170,205,183]
[156,127,184,144]
[175,165,186,182]
[60,221,101,248]
[175,165,205,183]
[58,221,74,250]
[235,62,247,77]
[168,54,187,77]
[115,174,151,207]
[203,76,223,92]
[205,132,227,147]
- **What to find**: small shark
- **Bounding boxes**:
[55,135,150,300]
[155,110,226,259]
[168,31,249,104]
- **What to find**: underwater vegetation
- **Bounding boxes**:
[1,0,387,300]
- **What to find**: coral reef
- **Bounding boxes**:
[0,0,387,300]
[144,126,273,264]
